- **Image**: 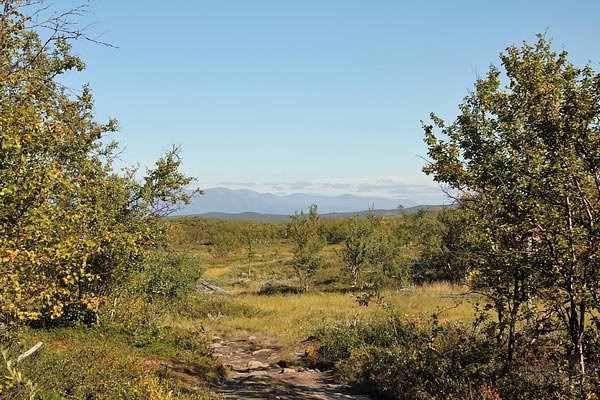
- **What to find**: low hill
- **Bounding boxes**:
[175,205,445,223]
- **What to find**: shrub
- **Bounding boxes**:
[312,310,600,399]
[258,282,302,295]
[312,312,500,399]
[100,249,204,343]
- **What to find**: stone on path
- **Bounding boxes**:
[252,348,272,356]
[210,330,372,399]
[247,360,270,370]
[280,368,296,374]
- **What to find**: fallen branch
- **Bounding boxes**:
[198,278,232,295]
[16,342,43,364]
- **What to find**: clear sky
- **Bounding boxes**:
[54,0,600,204]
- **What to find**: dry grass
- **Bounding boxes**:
[388,282,481,322]
[200,292,372,345]
[181,284,477,348]
[177,241,479,347]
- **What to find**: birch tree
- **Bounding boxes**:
[423,34,600,381]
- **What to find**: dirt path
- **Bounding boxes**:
[208,331,371,400]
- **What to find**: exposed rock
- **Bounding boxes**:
[252,348,272,356]
[248,370,270,377]
[210,330,371,399]
[280,368,296,374]
[247,360,269,370]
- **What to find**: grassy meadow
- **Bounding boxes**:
[177,237,476,346]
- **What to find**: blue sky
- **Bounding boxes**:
[55,0,600,204]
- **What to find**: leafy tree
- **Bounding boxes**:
[339,216,373,286]
[423,34,600,380]
[0,1,196,327]
[410,207,469,284]
[340,213,407,305]
[288,204,326,293]
[320,218,347,244]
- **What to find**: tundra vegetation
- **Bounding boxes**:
[1,1,600,398]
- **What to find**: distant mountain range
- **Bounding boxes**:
[174,187,417,216]
[179,207,443,223]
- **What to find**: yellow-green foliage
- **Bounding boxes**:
[0,2,195,326]
[1,245,219,399]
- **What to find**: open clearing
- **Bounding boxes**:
[170,223,476,398]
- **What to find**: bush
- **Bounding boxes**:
[312,310,600,399]
[100,249,204,342]
[312,312,500,399]
[258,282,302,295]
[0,247,221,399]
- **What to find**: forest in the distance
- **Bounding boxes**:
[2,0,600,398]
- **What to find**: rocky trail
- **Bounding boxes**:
[208,332,371,400]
